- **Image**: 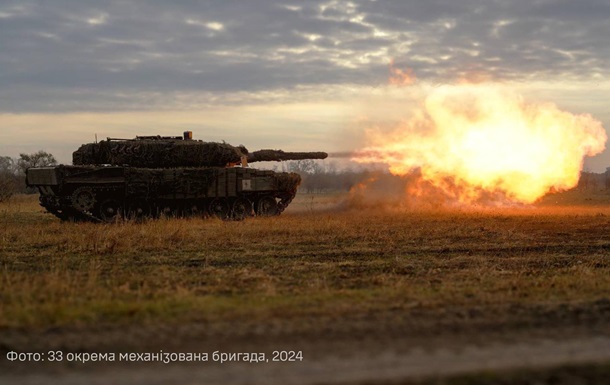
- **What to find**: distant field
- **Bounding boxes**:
[1,191,609,331]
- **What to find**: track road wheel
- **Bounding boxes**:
[209,198,230,220]
[160,206,178,219]
[127,201,151,221]
[184,203,204,218]
[256,196,279,216]
[71,187,96,213]
[99,199,123,222]
[232,198,253,220]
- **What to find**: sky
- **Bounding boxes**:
[1,0,609,171]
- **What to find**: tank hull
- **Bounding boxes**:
[27,165,301,222]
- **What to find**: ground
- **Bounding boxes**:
[1,190,609,384]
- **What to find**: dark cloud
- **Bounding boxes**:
[1,0,608,112]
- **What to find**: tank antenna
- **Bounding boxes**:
[95,133,98,143]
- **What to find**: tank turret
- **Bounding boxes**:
[72,135,247,168]
[26,132,327,222]
[72,134,327,168]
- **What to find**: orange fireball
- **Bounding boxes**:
[353,83,607,204]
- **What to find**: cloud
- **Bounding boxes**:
[0,0,609,113]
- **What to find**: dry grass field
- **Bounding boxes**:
[1,191,610,383]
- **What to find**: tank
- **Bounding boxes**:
[26,132,328,222]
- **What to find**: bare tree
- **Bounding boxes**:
[0,156,16,173]
[0,156,17,202]
[17,151,57,174]
[0,151,58,200]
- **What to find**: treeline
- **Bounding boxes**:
[278,159,374,193]
[0,151,57,201]
[282,160,610,194]
[578,169,610,191]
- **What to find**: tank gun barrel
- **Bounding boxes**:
[246,150,328,163]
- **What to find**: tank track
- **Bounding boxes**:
[37,188,297,223]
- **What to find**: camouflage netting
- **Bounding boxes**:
[73,138,329,168]
[73,140,248,168]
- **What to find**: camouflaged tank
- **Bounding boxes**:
[26,132,328,222]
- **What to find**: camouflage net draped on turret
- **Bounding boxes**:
[73,140,247,168]
[73,139,328,168]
